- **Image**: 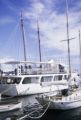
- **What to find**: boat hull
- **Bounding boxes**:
[0,84,68,97]
[49,99,81,110]
[36,91,81,110]
[0,102,22,113]
[37,97,81,110]
[0,84,18,96]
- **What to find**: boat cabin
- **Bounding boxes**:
[0,73,69,85]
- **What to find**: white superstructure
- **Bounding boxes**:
[0,61,70,96]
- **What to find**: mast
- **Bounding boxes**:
[65,0,71,76]
[37,20,42,63]
[20,12,27,62]
[79,30,81,74]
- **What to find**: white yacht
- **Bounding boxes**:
[0,61,70,97]
[0,73,69,97]
[36,88,81,110]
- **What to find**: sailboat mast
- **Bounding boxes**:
[20,12,27,62]
[37,20,42,62]
[79,30,81,74]
[65,0,71,76]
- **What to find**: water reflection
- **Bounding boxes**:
[42,108,81,120]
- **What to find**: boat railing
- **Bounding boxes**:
[15,65,66,75]
[0,61,68,75]
[49,89,81,102]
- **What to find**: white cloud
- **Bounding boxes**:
[32,2,44,14]
[24,0,81,58]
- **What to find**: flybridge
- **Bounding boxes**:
[0,60,66,76]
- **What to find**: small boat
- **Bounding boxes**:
[0,101,22,113]
[36,88,81,110]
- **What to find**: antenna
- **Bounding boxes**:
[79,30,81,74]
[20,12,27,62]
[37,20,42,63]
[65,0,71,76]
[61,37,76,42]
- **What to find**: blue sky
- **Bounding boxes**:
[0,0,81,71]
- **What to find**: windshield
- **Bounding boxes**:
[22,77,39,84]
[0,77,21,84]
[41,76,52,82]
[54,75,63,81]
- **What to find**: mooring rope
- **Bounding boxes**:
[17,100,51,120]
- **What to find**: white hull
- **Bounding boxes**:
[0,102,22,112]
[48,99,81,110]
[0,84,68,96]
[37,98,81,110]
[37,90,81,110]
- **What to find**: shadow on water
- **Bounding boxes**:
[40,108,81,120]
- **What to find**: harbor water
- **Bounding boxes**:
[0,95,81,120]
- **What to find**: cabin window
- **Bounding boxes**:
[0,77,21,84]
[54,75,62,81]
[0,77,7,84]
[41,76,52,82]
[64,75,69,80]
[22,77,39,84]
[7,77,21,84]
